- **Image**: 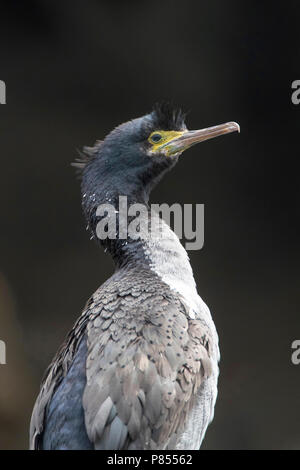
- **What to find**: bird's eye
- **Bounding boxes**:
[150,133,162,143]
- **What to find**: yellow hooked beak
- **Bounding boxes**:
[150,122,240,157]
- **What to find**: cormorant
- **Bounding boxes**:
[30,103,239,450]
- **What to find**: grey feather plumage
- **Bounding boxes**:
[30,267,215,450]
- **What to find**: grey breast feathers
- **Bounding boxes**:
[83,268,213,450]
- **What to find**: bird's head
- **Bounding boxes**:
[75,103,239,208]
[75,103,239,240]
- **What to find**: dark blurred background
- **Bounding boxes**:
[0,0,299,450]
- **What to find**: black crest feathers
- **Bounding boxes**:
[151,102,187,131]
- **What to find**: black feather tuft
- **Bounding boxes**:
[71,140,103,175]
[151,101,187,131]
